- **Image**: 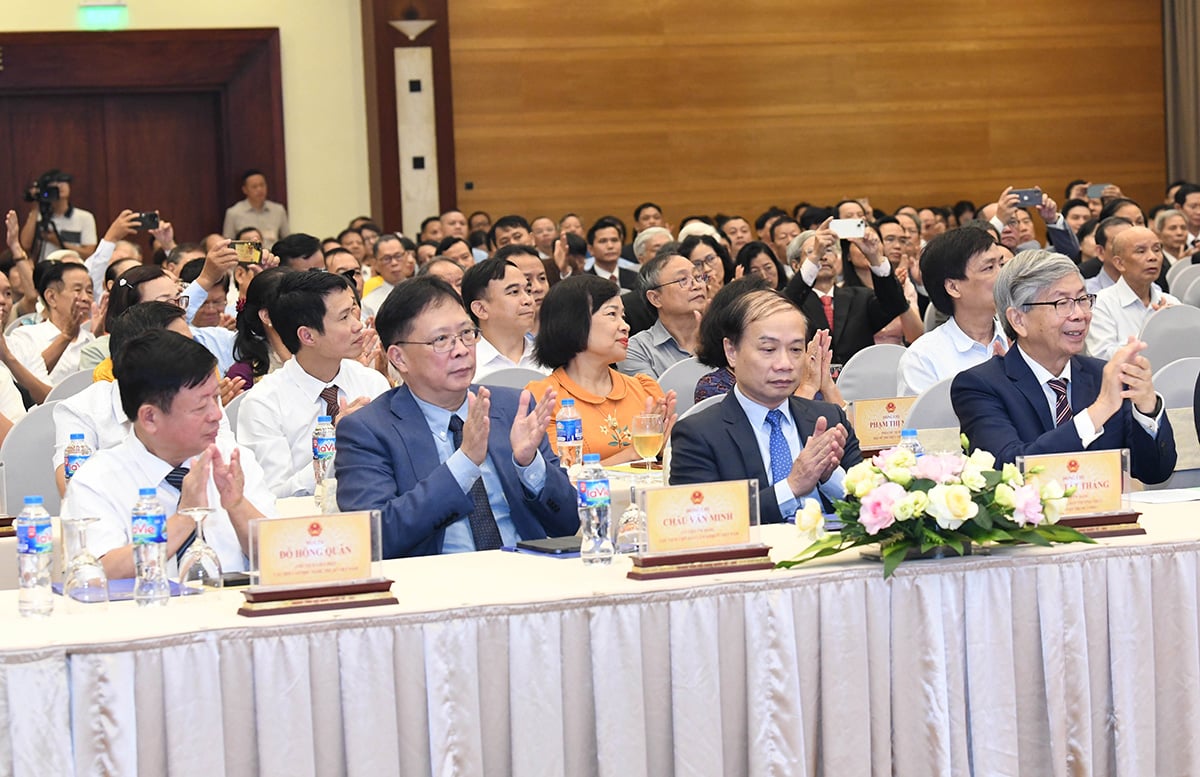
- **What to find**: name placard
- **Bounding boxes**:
[640,479,756,554]
[851,396,917,449]
[1018,449,1127,516]
[253,511,374,587]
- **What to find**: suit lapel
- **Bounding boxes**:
[390,386,444,481]
[831,288,850,350]
[720,393,768,483]
[1069,355,1100,409]
[1005,348,1054,432]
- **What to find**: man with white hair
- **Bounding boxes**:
[632,226,672,265]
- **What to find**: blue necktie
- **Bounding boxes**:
[765,409,792,484]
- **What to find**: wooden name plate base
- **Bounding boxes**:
[0,516,12,538]
[627,544,773,581]
[1059,511,1145,539]
[237,578,397,617]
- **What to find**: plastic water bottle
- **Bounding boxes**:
[312,415,336,508]
[131,487,170,607]
[16,496,54,618]
[555,399,583,471]
[898,428,925,458]
[576,453,614,565]
[64,433,93,482]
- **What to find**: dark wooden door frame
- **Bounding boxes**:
[0,28,286,210]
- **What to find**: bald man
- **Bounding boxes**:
[1085,226,1179,360]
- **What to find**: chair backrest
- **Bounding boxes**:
[0,401,61,516]
[1181,275,1200,309]
[1151,357,1200,408]
[902,378,958,431]
[923,303,945,333]
[477,367,547,391]
[44,369,95,404]
[677,393,724,422]
[835,343,908,402]
[1139,304,1200,370]
[655,357,711,415]
[224,391,249,435]
[1168,262,1200,296]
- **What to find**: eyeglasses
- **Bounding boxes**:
[340,268,363,279]
[377,252,410,264]
[1023,294,1096,316]
[393,326,481,353]
[693,253,720,268]
[171,295,189,309]
[650,273,709,291]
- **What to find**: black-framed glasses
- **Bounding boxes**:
[340,268,363,279]
[650,272,709,291]
[393,326,480,353]
[1023,294,1096,316]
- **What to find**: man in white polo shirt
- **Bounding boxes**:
[237,270,390,497]
[8,261,94,386]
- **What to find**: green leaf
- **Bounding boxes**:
[982,470,1003,488]
[909,478,936,492]
[776,534,846,568]
[973,505,994,530]
[1034,524,1097,544]
[882,540,911,578]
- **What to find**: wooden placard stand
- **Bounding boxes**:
[237,578,397,617]
[1059,511,1145,538]
[627,544,773,580]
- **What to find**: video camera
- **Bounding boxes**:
[22,169,70,206]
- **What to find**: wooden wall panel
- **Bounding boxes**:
[448,0,1166,228]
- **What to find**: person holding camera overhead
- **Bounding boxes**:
[18,169,98,262]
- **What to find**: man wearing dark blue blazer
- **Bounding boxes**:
[668,290,862,523]
[335,277,577,558]
[952,249,1176,484]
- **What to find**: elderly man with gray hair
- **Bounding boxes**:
[618,252,706,378]
[951,249,1176,483]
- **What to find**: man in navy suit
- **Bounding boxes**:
[952,249,1176,484]
[669,290,862,523]
[335,276,577,558]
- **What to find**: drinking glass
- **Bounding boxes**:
[61,516,109,610]
[631,413,665,481]
[177,508,223,594]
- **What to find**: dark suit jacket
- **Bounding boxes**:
[951,349,1176,484]
[669,393,863,524]
[784,265,910,365]
[586,265,639,292]
[334,385,578,558]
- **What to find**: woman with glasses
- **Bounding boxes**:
[679,234,733,300]
[527,275,676,466]
[79,265,185,376]
[734,241,787,291]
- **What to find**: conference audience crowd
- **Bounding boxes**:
[2,170,1194,564]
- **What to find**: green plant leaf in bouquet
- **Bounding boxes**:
[909,478,936,493]
[882,539,912,578]
[776,534,845,568]
[972,504,994,530]
[1034,524,1096,544]
[981,470,1003,489]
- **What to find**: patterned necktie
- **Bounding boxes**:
[319,385,340,420]
[1047,378,1072,427]
[765,409,792,484]
[163,467,197,560]
[447,415,503,551]
[820,295,834,332]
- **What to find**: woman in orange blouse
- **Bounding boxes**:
[527,275,676,465]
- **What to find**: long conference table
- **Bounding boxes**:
[0,500,1198,777]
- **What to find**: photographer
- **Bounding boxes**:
[18,169,98,261]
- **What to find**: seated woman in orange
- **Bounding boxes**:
[527,275,675,465]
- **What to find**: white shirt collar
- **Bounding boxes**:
[1016,343,1072,384]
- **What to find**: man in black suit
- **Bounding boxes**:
[669,290,862,523]
[783,218,910,365]
[586,216,639,291]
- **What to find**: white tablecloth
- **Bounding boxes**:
[1,506,1199,776]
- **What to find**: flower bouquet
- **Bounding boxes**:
[779,437,1094,578]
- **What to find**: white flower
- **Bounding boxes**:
[959,462,987,492]
[893,490,929,521]
[967,449,996,471]
[844,461,885,499]
[925,483,978,530]
[884,465,913,487]
[1040,480,1069,524]
[796,498,826,544]
[994,482,1016,509]
[1001,463,1023,485]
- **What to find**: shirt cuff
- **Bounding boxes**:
[775,479,799,519]
[989,215,1005,233]
[183,280,208,324]
[799,260,819,287]
[1131,394,1164,437]
[514,451,547,495]
[446,449,483,494]
[868,261,892,278]
[1074,411,1102,448]
[1046,214,1066,230]
[819,466,848,501]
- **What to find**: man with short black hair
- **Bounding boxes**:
[419,216,443,243]
[273,233,325,272]
[19,169,98,261]
[362,234,416,317]
[335,276,576,557]
[222,169,289,245]
[10,261,94,385]
[62,329,275,579]
[487,215,534,253]
[1082,216,1134,293]
[587,217,638,290]
[1173,182,1200,249]
[494,244,550,332]
[462,258,546,381]
[237,271,389,497]
[325,247,364,295]
[440,209,469,239]
[770,217,802,262]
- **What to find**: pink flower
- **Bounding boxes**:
[1011,484,1044,527]
[914,453,965,484]
[859,481,906,535]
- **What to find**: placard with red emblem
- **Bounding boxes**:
[850,396,918,449]
[252,511,376,587]
[1018,448,1128,516]
[640,479,757,554]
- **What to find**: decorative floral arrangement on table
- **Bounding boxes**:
[779,436,1094,578]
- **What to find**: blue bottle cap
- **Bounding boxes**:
[23,495,43,505]
[69,433,85,441]
[582,453,601,464]
[561,399,575,407]
[139,487,157,497]
[318,415,333,423]
[900,428,917,437]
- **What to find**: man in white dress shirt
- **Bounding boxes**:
[462,258,548,382]
[53,301,238,495]
[9,261,94,385]
[237,270,390,497]
[361,234,415,318]
[63,330,274,578]
[898,227,1009,395]
[1086,226,1179,360]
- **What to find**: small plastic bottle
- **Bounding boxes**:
[898,428,925,458]
[16,496,54,618]
[63,433,94,482]
[576,453,614,565]
[555,399,583,471]
[312,415,336,508]
[131,487,170,607]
